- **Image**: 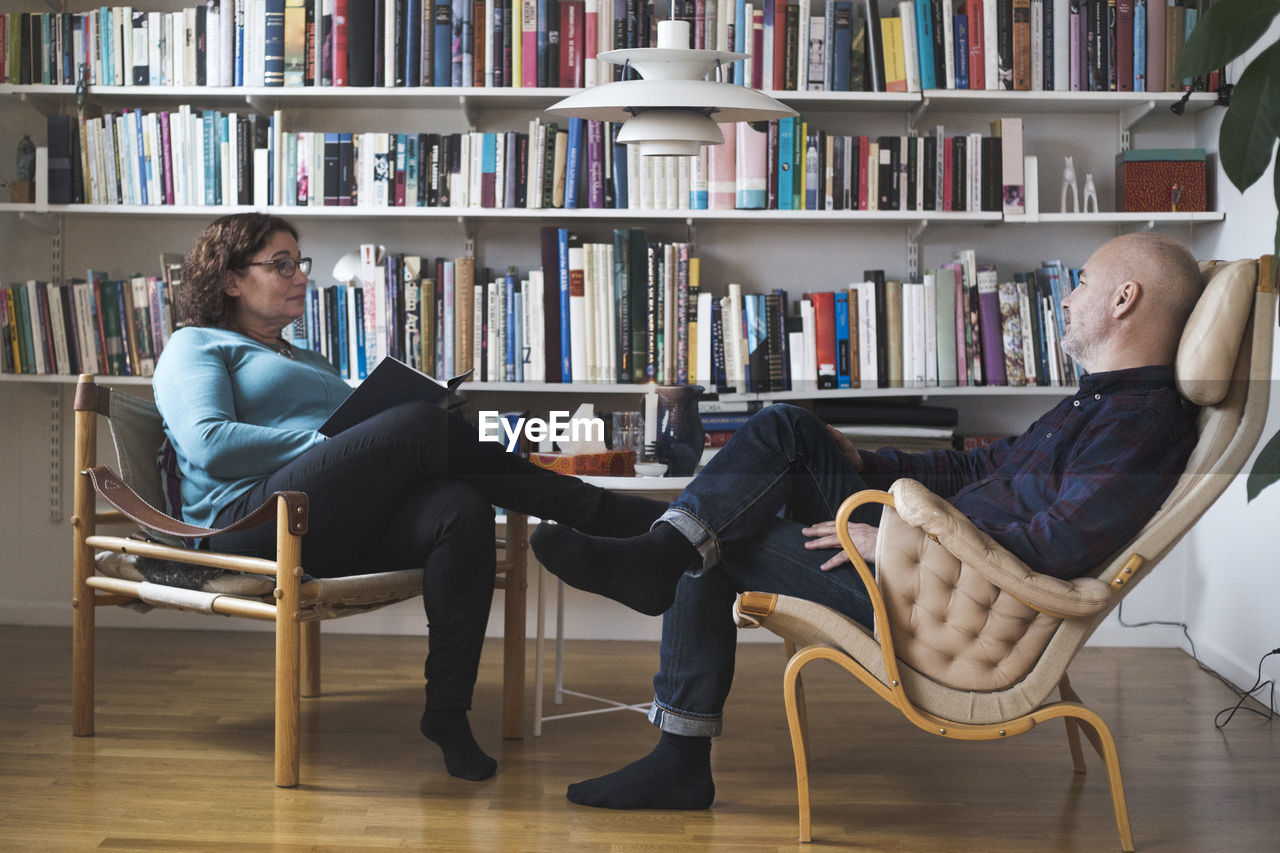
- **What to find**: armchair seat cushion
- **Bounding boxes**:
[738,593,1062,725]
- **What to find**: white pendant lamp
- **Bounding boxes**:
[546,19,797,157]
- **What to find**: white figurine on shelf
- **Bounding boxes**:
[1083,173,1100,213]
[1060,155,1080,213]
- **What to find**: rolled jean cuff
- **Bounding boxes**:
[648,700,723,737]
[658,507,718,575]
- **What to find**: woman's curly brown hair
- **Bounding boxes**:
[179,213,299,327]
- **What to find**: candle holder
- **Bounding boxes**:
[635,442,668,477]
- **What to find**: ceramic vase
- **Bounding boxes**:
[655,384,705,476]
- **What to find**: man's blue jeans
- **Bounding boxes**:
[650,404,881,737]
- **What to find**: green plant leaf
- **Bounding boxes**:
[1218,41,1280,192]
[1247,426,1280,502]
[1176,0,1280,77]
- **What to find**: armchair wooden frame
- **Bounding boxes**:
[736,255,1276,851]
[744,491,1134,849]
[71,374,528,787]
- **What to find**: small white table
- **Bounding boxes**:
[533,475,693,735]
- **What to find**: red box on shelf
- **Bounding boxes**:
[1114,149,1208,212]
[529,450,637,477]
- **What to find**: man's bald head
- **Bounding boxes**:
[1093,232,1203,332]
[1062,233,1203,372]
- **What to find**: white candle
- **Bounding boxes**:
[644,385,659,446]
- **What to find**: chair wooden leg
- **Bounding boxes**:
[783,640,809,743]
[1067,710,1135,852]
[274,501,303,788]
[1059,676,1087,773]
[783,652,814,843]
[502,513,528,740]
[1060,675,1135,853]
[71,567,95,737]
[72,406,98,738]
[301,621,321,699]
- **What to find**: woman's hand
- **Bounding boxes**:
[801,521,878,571]
[825,424,863,471]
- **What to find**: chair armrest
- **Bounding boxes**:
[84,466,310,540]
[887,479,1112,619]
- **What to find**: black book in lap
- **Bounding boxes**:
[320,357,473,437]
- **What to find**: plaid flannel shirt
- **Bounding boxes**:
[860,366,1197,579]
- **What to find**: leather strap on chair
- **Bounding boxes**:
[74,377,111,415]
[85,466,309,538]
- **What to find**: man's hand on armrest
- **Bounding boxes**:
[802,520,878,571]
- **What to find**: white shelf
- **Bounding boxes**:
[1,372,1074,399]
[1005,212,1226,225]
[2,83,1219,114]
[0,202,1002,223]
[918,89,1220,114]
[0,373,151,386]
[3,202,1225,227]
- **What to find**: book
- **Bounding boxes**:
[319,356,472,436]
[975,268,1007,384]
[991,116,1024,214]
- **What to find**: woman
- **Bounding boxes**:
[153,213,663,781]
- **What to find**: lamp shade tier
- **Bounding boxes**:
[595,46,749,82]
[545,79,798,124]
[614,110,725,156]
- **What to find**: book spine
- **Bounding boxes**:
[976,271,1006,384]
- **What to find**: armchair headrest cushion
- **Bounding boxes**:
[1176,259,1255,406]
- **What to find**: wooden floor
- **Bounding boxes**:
[1,626,1275,852]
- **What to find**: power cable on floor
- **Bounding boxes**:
[1116,601,1276,726]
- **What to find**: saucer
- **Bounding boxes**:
[634,462,669,478]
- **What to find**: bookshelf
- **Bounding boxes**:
[2,1,1228,409]
[0,1,1244,655]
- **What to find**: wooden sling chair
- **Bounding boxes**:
[71,374,529,787]
[734,255,1276,850]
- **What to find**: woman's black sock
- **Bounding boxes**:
[420,709,497,781]
[566,732,714,810]
[577,491,670,537]
[529,521,697,616]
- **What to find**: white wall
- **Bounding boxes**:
[1172,23,1280,697]
[3,26,1279,697]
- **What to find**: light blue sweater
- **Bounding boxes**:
[152,326,352,529]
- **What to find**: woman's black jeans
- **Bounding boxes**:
[212,400,608,711]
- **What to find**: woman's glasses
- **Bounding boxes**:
[244,257,312,278]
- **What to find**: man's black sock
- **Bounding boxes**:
[577,492,669,537]
[530,521,697,616]
[566,732,714,810]
[420,709,497,781]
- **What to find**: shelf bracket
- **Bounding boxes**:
[908,96,932,133]
[1121,100,1156,132]
[685,217,696,251]
[18,210,57,233]
[51,212,63,287]
[16,90,61,116]
[458,216,476,256]
[458,95,479,130]
[906,221,928,279]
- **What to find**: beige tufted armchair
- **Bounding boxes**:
[734,255,1276,850]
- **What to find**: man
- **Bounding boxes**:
[531,232,1204,809]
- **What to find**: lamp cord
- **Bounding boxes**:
[1116,601,1277,727]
